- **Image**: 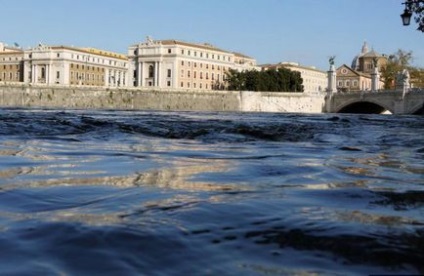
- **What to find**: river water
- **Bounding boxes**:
[0,108,423,275]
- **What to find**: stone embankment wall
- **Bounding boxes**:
[0,83,325,113]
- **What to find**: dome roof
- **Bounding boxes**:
[351,55,360,70]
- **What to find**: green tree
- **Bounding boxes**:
[381,49,413,89]
[408,1,424,32]
[410,67,424,88]
[225,68,303,92]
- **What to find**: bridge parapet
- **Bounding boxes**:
[326,89,424,114]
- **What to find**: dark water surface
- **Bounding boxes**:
[0,108,423,275]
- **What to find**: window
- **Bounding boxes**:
[188,71,191,78]
[149,65,154,78]
[181,61,184,66]
[56,71,60,79]
[200,72,203,79]
[181,70,184,78]
[181,82,184,87]
[194,71,197,78]
[167,81,171,87]
[337,81,343,87]
[353,80,358,87]
[181,49,185,55]
[345,80,350,87]
[57,53,60,58]
[167,69,171,78]
[168,49,172,54]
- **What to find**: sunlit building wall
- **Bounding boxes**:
[128,37,257,90]
[23,44,129,87]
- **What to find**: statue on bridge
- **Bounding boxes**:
[396,69,411,91]
[329,56,336,66]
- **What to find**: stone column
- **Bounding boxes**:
[31,65,36,83]
[327,65,337,94]
[46,64,50,84]
[326,64,337,113]
[155,62,160,87]
[33,65,38,84]
[371,67,380,92]
[137,61,142,87]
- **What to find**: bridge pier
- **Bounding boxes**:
[325,64,337,113]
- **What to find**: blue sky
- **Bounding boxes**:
[1,0,423,70]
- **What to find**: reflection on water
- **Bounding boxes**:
[0,108,423,275]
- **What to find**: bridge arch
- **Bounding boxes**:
[335,99,394,114]
[411,102,424,115]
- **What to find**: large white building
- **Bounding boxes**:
[261,62,327,93]
[23,44,129,87]
[128,37,257,90]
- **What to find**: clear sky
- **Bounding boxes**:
[1,0,423,71]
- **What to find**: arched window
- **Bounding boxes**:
[41,67,46,79]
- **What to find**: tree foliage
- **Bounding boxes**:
[225,68,304,92]
[409,1,424,32]
[381,49,424,89]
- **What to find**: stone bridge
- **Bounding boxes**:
[325,89,424,115]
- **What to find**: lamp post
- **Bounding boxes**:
[401,3,413,26]
[401,0,424,27]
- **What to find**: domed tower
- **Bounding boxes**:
[358,48,387,74]
[351,41,369,71]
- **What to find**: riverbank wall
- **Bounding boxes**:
[0,83,325,113]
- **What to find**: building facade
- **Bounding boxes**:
[128,37,257,90]
[23,44,129,87]
[336,64,374,91]
[0,43,24,83]
[337,42,387,92]
[261,62,327,93]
